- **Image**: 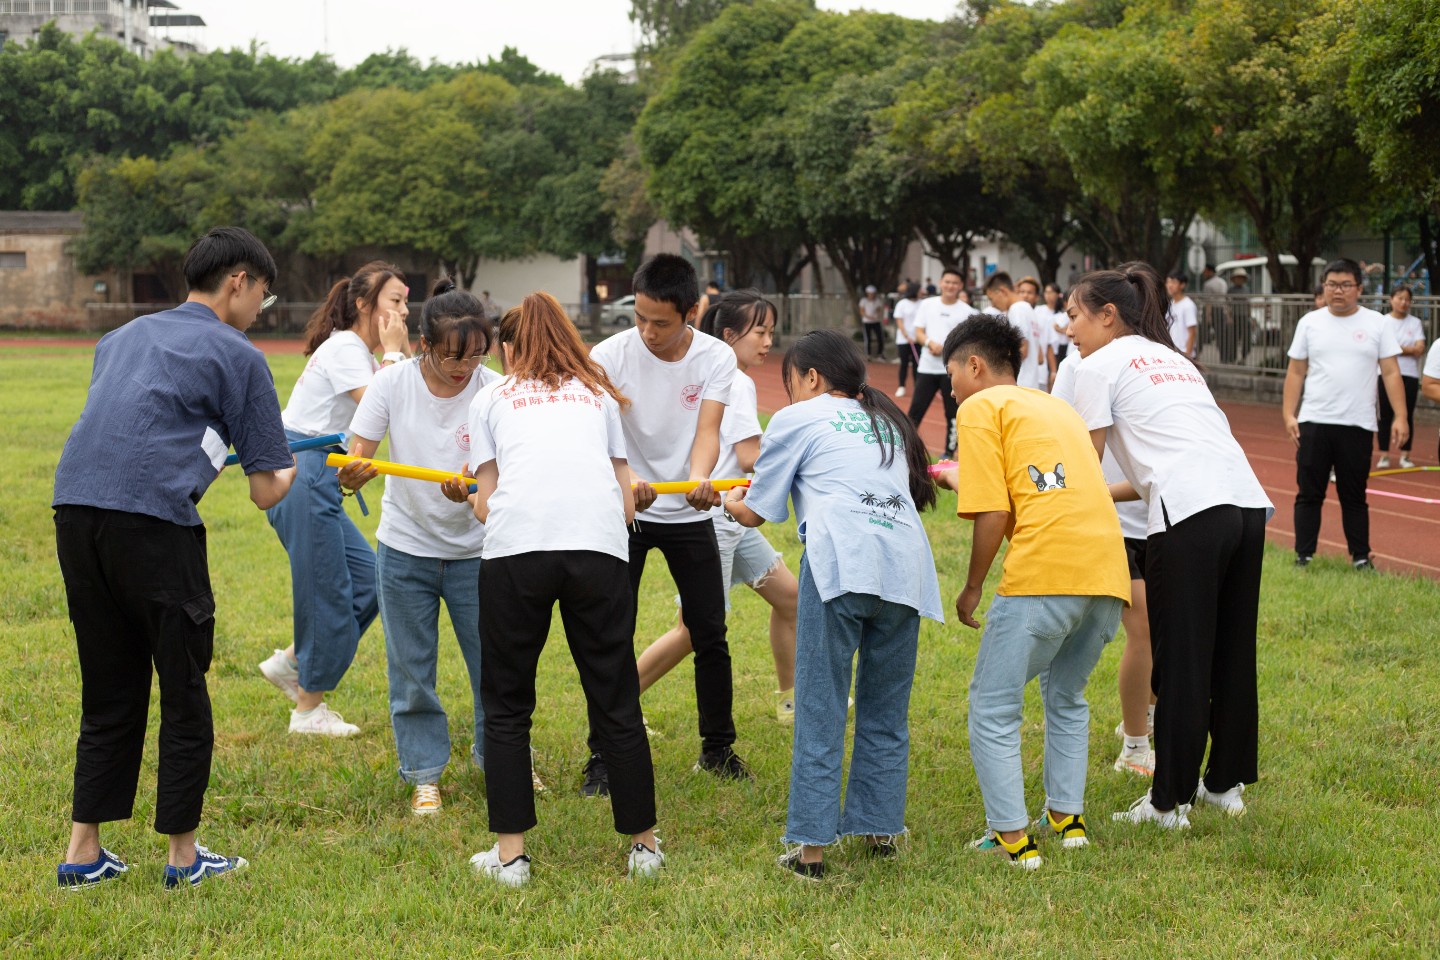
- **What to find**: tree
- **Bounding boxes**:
[71,155,188,300]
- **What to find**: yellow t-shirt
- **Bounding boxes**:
[954,385,1130,603]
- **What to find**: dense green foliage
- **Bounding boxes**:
[6,0,1439,295]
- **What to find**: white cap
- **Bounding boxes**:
[865,285,877,293]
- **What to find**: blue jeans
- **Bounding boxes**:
[265,434,378,692]
[968,594,1122,832]
[377,543,484,785]
[784,557,920,847]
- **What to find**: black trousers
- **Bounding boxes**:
[1376,375,1419,453]
[1294,421,1374,560]
[896,341,917,389]
[907,372,958,456]
[1145,505,1266,810]
[479,551,655,835]
[592,518,734,753]
[54,506,216,835]
[863,323,886,358]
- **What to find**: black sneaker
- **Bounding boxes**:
[578,753,609,797]
[1353,556,1376,572]
[777,847,824,880]
[693,747,753,781]
[1294,555,1312,567]
[866,836,899,859]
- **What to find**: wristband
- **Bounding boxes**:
[382,351,405,365]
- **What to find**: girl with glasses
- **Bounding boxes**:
[259,261,411,737]
[341,278,501,816]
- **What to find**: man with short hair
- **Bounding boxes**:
[53,226,296,889]
[1201,265,1228,297]
[859,284,887,360]
[909,267,977,458]
[982,272,1041,391]
[1166,271,1198,358]
[1283,258,1408,570]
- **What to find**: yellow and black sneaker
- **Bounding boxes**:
[970,830,1042,870]
[1042,810,1090,849]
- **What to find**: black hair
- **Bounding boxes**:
[420,277,491,359]
[633,253,700,318]
[1167,270,1187,285]
[1203,264,1217,274]
[706,280,722,292]
[1069,261,1179,352]
[940,265,964,281]
[182,226,277,294]
[1323,258,1363,285]
[699,289,775,344]
[303,261,406,356]
[1391,283,1413,298]
[942,313,1023,379]
[983,271,1014,293]
[780,330,936,512]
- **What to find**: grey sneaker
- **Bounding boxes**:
[470,844,531,888]
[627,839,665,880]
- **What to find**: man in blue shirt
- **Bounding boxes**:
[53,226,296,890]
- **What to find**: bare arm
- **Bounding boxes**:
[247,466,296,510]
[339,435,383,491]
[1282,358,1307,447]
[469,459,499,524]
[721,484,764,528]
[614,458,636,525]
[1090,426,1108,462]
[1423,375,1440,404]
[1379,357,1410,448]
[732,435,761,474]
[956,510,1008,629]
[1184,325,1197,357]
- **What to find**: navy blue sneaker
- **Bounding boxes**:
[163,844,248,889]
[57,848,129,890]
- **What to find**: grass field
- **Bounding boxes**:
[1,348,1437,959]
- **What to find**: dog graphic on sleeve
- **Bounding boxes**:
[1027,463,1065,492]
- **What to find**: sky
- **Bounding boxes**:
[164,1,962,83]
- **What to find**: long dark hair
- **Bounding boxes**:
[420,277,490,358]
[699,288,776,344]
[1068,261,1179,353]
[780,329,935,512]
[302,261,406,356]
[498,292,628,408]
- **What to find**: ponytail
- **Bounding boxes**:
[499,292,628,408]
[780,330,936,512]
[1069,261,1179,353]
[301,260,407,356]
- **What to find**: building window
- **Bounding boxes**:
[0,252,27,269]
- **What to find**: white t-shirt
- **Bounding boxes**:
[282,330,377,436]
[1007,299,1046,390]
[1424,340,1440,380]
[589,327,737,524]
[1387,314,1425,378]
[913,297,977,375]
[1051,353,1147,540]
[1073,335,1272,536]
[893,297,918,344]
[348,359,500,560]
[1167,297,1198,356]
[1287,306,1400,431]
[1035,304,1065,352]
[859,295,884,324]
[714,372,762,485]
[469,376,629,562]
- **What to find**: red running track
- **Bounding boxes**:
[13,336,1439,578]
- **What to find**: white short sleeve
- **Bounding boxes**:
[1424,341,1440,380]
[1072,356,1116,430]
[1287,315,1313,361]
[348,370,393,442]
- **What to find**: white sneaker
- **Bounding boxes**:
[1400,455,1416,469]
[1329,469,1337,483]
[1376,454,1391,469]
[258,649,300,703]
[1112,791,1191,830]
[894,386,906,398]
[1195,780,1246,817]
[627,839,665,880]
[288,702,360,737]
[470,844,531,887]
[411,783,441,816]
[1113,745,1156,777]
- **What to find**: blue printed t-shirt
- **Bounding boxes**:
[744,395,943,622]
[53,302,292,526]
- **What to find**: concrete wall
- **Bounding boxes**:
[0,228,114,329]
[471,254,583,313]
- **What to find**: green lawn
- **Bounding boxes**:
[1,349,1436,958]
